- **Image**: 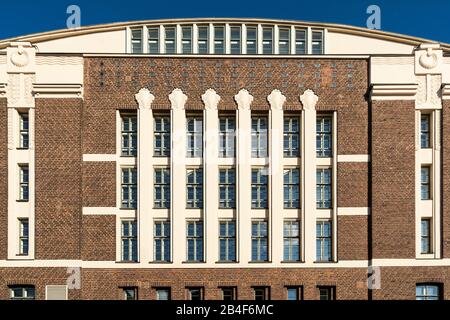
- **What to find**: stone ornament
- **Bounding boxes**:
[135,88,155,109]
[10,45,30,67]
[414,43,443,75]
[234,89,253,110]
[419,48,438,70]
[267,89,286,110]
[169,88,188,110]
[202,88,221,110]
[300,89,318,110]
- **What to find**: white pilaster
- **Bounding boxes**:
[176,24,182,54]
[242,24,247,55]
[332,110,338,261]
[273,25,279,55]
[257,24,263,55]
[209,23,214,54]
[159,25,165,54]
[290,26,296,55]
[307,27,312,54]
[225,24,231,55]
[193,24,199,54]
[142,26,149,54]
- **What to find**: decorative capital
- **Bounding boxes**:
[300,89,318,110]
[202,88,221,110]
[234,89,253,110]
[415,43,443,75]
[169,88,187,110]
[267,89,286,110]
[135,88,155,109]
[6,42,36,74]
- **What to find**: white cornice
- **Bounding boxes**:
[442,84,450,100]
[370,83,418,100]
[0,83,6,97]
[32,83,83,98]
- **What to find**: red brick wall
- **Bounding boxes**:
[35,98,82,259]
[337,162,369,208]
[442,100,450,258]
[81,215,116,261]
[338,216,368,260]
[371,100,415,259]
[82,162,116,207]
[0,99,7,260]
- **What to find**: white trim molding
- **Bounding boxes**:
[337,154,370,162]
[370,84,418,100]
[83,154,116,162]
[442,84,450,100]
[32,83,83,98]
[337,207,370,216]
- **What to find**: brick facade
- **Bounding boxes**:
[0,98,7,260]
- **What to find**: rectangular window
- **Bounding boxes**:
[122,287,137,300]
[10,286,35,300]
[284,168,300,209]
[230,26,241,54]
[318,286,335,300]
[121,220,137,262]
[181,26,193,54]
[19,112,29,149]
[154,168,170,209]
[219,117,235,158]
[121,167,137,209]
[262,27,273,54]
[164,26,176,54]
[316,116,332,157]
[19,165,29,201]
[316,168,332,209]
[121,114,137,156]
[197,25,209,54]
[246,26,257,54]
[284,117,300,157]
[421,166,431,200]
[251,220,268,261]
[19,218,29,255]
[187,221,203,262]
[154,221,170,262]
[219,168,235,209]
[283,220,300,261]
[421,219,432,254]
[421,114,430,148]
[295,28,307,54]
[278,27,290,54]
[251,168,268,209]
[251,117,268,157]
[286,287,302,300]
[148,27,159,53]
[187,116,203,157]
[312,30,324,54]
[131,28,142,53]
[187,287,204,300]
[221,287,237,300]
[253,287,270,300]
[316,221,332,262]
[156,288,171,300]
[214,25,225,54]
[416,284,441,300]
[154,116,170,157]
[186,168,203,209]
[219,220,236,262]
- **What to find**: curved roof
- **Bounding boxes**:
[1,17,449,52]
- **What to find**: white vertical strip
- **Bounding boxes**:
[193,24,199,54]
[307,27,312,54]
[225,23,231,55]
[142,26,149,54]
[159,25,165,54]
[290,26,296,55]
[209,23,214,54]
[176,24,182,54]
[332,111,338,261]
[415,110,421,257]
[242,24,247,55]
[433,110,441,258]
[273,25,279,55]
[125,27,131,53]
[257,24,263,55]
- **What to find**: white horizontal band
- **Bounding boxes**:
[337,155,370,162]
[83,154,116,162]
[337,207,370,216]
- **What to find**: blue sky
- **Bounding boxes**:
[1,0,449,43]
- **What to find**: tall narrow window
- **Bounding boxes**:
[121,168,137,209]
[154,221,170,261]
[251,220,268,261]
[121,220,137,262]
[10,286,35,300]
[19,112,29,149]
[154,168,170,209]
[164,26,176,54]
[316,116,332,157]
[197,25,209,54]
[295,28,307,54]
[283,220,300,261]
[421,114,431,148]
[219,117,235,158]
[219,168,235,209]
[181,26,193,54]
[262,27,273,54]
[316,168,332,209]
[221,287,236,300]
[318,286,335,300]
[19,218,29,255]
[156,288,171,300]
[214,25,225,54]
[219,220,236,262]
[284,117,300,157]
[246,26,257,54]
[19,165,29,201]
[251,117,268,158]
[188,287,204,300]
[122,287,137,300]
[416,284,441,300]
[251,168,268,209]
[284,168,300,208]
[278,27,290,54]
[421,166,431,200]
[421,219,432,254]
[154,116,170,156]
[186,221,203,262]
[121,114,137,156]
[187,116,203,158]
[186,169,203,209]
[230,26,241,54]
[316,221,332,262]
[312,30,324,54]
[148,27,159,53]
[131,28,142,53]
[253,287,270,300]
